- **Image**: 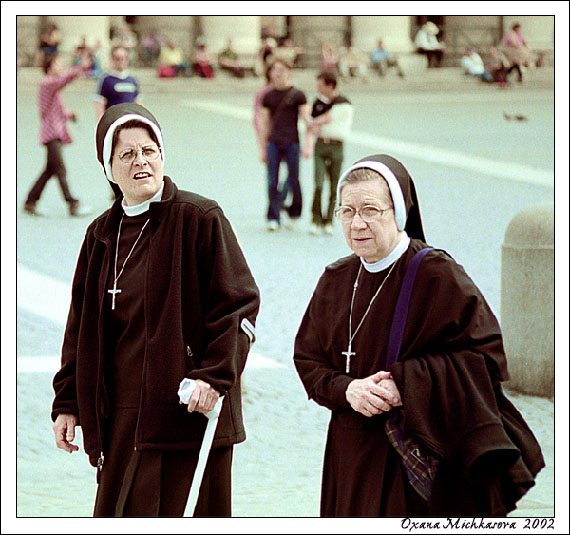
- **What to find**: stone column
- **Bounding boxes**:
[49,15,111,66]
[501,203,554,397]
[351,15,414,54]
[199,15,261,55]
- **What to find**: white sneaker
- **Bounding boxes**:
[323,224,334,235]
[309,223,320,235]
[266,220,279,231]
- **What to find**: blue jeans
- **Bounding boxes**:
[266,141,302,222]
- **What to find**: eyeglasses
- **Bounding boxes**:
[116,145,160,163]
[334,204,393,223]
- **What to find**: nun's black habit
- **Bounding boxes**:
[52,104,260,517]
[293,155,543,517]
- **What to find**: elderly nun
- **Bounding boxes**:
[294,154,544,517]
[52,103,260,517]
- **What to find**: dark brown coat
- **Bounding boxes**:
[52,176,260,467]
[294,240,543,516]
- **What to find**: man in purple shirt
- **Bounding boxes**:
[94,46,141,122]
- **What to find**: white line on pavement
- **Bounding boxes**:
[17,264,71,326]
[17,264,284,373]
[182,99,554,188]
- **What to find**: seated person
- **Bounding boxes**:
[72,36,102,78]
[141,30,163,66]
[414,21,445,67]
[460,47,492,82]
[158,39,189,77]
[191,38,215,78]
[338,45,368,81]
[320,42,339,74]
[218,38,250,78]
[488,45,522,85]
[370,39,404,77]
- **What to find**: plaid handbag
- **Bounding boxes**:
[384,247,439,502]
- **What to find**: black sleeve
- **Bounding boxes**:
[51,230,92,422]
[188,207,260,393]
[295,89,307,106]
[294,276,353,411]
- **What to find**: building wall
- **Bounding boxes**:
[16,14,555,69]
[16,15,42,66]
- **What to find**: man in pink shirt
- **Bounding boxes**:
[23,52,91,217]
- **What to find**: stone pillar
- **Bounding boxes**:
[200,15,261,55]
[501,203,554,397]
[351,15,414,54]
[49,15,111,66]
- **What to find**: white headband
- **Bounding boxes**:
[337,161,407,230]
[102,114,165,183]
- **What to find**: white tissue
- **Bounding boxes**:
[178,378,196,404]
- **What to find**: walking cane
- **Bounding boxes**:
[178,378,224,517]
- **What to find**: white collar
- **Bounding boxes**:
[318,93,330,104]
[122,183,164,216]
[361,232,410,273]
[108,70,131,79]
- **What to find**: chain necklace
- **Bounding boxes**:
[107,215,150,310]
[342,260,397,373]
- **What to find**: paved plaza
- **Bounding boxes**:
[9,64,563,530]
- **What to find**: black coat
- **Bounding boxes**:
[294,240,544,516]
[52,176,260,467]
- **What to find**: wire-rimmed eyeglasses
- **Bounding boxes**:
[334,204,393,223]
[116,145,160,163]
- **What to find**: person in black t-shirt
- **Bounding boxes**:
[258,58,311,231]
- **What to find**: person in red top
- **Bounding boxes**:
[23,52,91,217]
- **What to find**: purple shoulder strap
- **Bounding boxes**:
[386,247,434,369]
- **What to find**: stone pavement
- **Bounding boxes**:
[12,63,559,526]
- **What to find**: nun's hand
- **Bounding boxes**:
[375,375,403,408]
[53,413,80,453]
[185,379,220,415]
[346,371,396,417]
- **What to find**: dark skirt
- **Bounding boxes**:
[93,408,233,517]
[321,412,429,517]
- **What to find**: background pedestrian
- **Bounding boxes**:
[23,52,91,217]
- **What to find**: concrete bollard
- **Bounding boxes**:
[501,203,554,398]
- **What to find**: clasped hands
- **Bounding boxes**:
[346,371,402,417]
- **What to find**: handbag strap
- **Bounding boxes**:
[386,247,434,369]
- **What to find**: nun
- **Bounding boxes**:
[51,103,260,517]
[293,154,544,517]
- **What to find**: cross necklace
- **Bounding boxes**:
[343,260,397,373]
[108,215,150,310]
